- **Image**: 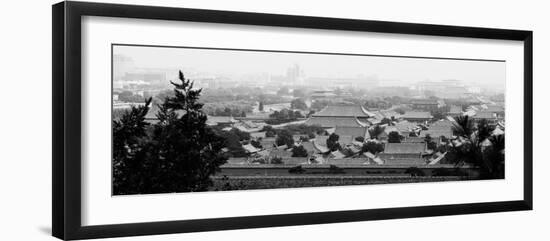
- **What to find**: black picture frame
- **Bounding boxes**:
[52,1,533,240]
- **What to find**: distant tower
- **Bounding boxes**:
[286,64,305,85]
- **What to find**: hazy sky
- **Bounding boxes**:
[113,45,505,88]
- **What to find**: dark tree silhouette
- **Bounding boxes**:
[326,133,341,151]
[276,129,294,148]
[291,145,309,157]
[113,71,227,195]
[387,131,402,143]
[452,115,474,137]
[483,134,505,178]
[112,98,152,194]
[362,141,384,154]
[261,125,277,137]
[290,98,307,110]
[368,125,385,140]
[448,116,505,179]
[380,117,392,125]
[424,134,437,150]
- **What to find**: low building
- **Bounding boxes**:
[379,143,426,160]
[305,104,373,128]
[305,117,368,128]
[269,149,292,159]
[312,104,374,118]
[411,99,439,111]
[448,105,463,117]
[419,127,453,142]
[312,141,330,154]
[472,111,498,123]
[259,137,277,148]
[250,131,267,140]
[206,116,237,127]
[242,144,260,154]
[420,120,454,140]
[334,126,368,142]
[483,104,505,116]
[402,111,433,122]
[394,120,420,137]
[379,110,402,120]
[379,126,400,141]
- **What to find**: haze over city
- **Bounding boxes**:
[113,44,505,91]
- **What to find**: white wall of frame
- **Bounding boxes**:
[0,0,549,241]
[81,15,524,226]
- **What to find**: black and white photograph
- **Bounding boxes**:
[1,0,542,240]
[112,44,506,195]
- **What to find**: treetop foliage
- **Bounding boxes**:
[113,71,228,195]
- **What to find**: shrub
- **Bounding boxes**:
[292,145,309,157]
[271,156,284,164]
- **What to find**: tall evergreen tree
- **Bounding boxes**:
[113,71,227,195]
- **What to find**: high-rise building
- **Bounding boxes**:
[286,64,305,85]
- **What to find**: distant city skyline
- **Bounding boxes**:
[113,45,505,90]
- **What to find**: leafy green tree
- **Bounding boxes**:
[388,131,402,143]
[424,134,437,150]
[211,128,247,157]
[113,71,227,195]
[362,141,384,154]
[261,125,277,137]
[476,119,493,142]
[276,129,294,148]
[228,128,251,141]
[380,117,392,125]
[259,101,264,111]
[112,98,152,194]
[483,134,505,178]
[267,108,305,124]
[271,156,284,164]
[326,133,341,151]
[452,115,474,137]
[250,139,262,149]
[368,125,385,140]
[291,98,308,110]
[448,116,505,179]
[291,145,309,157]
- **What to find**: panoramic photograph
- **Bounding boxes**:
[111,44,506,195]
